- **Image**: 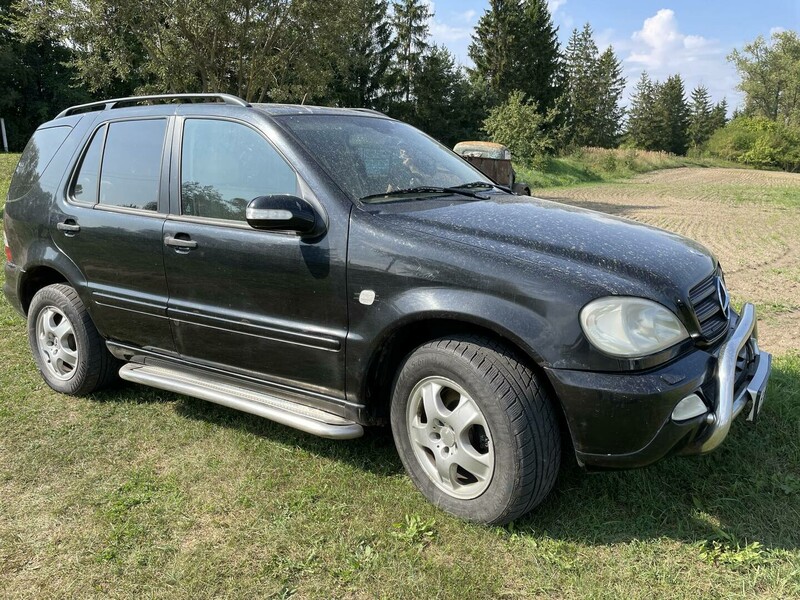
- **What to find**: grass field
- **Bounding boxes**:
[516,147,743,189]
[1,154,799,599]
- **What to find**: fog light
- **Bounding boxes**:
[672,393,708,422]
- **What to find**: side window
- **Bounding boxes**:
[72,125,105,204]
[181,119,298,221]
[99,119,167,211]
[8,126,72,201]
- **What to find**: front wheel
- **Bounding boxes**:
[27,284,119,395]
[391,335,561,524]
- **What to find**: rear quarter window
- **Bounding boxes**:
[8,126,72,201]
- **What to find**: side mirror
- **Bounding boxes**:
[246,195,322,236]
[512,182,531,196]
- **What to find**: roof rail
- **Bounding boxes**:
[351,107,386,117]
[55,93,251,119]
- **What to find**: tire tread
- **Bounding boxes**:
[412,334,561,524]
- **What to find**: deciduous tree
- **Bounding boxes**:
[729,30,800,125]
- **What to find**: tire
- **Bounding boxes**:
[390,335,561,524]
[27,283,119,395]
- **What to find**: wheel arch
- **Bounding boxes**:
[360,313,565,427]
[19,265,71,315]
[16,238,89,316]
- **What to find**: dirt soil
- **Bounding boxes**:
[536,167,800,356]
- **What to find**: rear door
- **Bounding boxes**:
[162,115,349,398]
[53,116,175,351]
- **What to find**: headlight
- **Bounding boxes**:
[580,297,688,358]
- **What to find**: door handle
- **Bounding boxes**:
[164,235,198,250]
[57,220,81,234]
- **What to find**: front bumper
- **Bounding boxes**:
[546,303,772,470]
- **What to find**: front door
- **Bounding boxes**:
[162,117,349,398]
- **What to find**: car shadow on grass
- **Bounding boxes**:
[105,359,799,552]
[520,359,800,553]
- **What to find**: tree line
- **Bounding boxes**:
[1,0,798,171]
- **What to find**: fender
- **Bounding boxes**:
[17,239,90,316]
[345,286,558,408]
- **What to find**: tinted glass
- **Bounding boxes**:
[72,125,105,203]
[276,115,489,201]
[100,119,166,211]
[181,119,298,221]
[8,126,71,201]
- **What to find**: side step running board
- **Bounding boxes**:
[119,364,364,440]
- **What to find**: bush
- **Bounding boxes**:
[482,91,557,167]
[706,116,800,172]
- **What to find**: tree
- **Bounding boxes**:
[562,25,598,147]
[687,85,714,148]
[561,24,625,148]
[411,46,480,146]
[709,98,728,132]
[627,72,690,154]
[516,0,563,116]
[657,74,690,155]
[483,91,557,165]
[594,47,626,147]
[0,0,91,150]
[328,0,396,109]
[468,0,562,122]
[391,0,431,105]
[468,0,525,105]
[13,0,360,103]
[627,72,662,150]
[729,30,800,125]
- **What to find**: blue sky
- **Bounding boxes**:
[428,0,800,110]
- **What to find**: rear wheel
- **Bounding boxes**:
[391,335,561,524]
[27,284,119,395]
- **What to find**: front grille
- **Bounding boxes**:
[689,271,730,343]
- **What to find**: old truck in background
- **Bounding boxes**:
[453,141,531,195]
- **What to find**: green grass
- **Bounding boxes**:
[1,153,800,598]
[0,153,18,201]
[516,147,741,189]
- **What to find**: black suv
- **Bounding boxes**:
[2,94,771,524]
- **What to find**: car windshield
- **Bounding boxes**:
[275,114,492,202]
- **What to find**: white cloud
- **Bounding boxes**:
[429,21,473,44]
[428,3,480,65]
[770,26,787,36]
[547,0,567,14]
[623,9,741,110]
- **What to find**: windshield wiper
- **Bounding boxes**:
[360,185,490,203]
[456,180,513,193]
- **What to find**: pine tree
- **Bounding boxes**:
[688,85,714,148]
[412,45,480,146]
[466,0,562,135]
[562,25,599,147]
[516,0,563,116]
[627,72,661,150]
[392,0,431,105]
[710,98,729,132]
[561,25,625,148]
[468,0,525,105]
[657,74,690,155]
[329,0,396,110]
[594,47,625,147]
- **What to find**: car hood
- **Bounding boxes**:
[364,193,716,295]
